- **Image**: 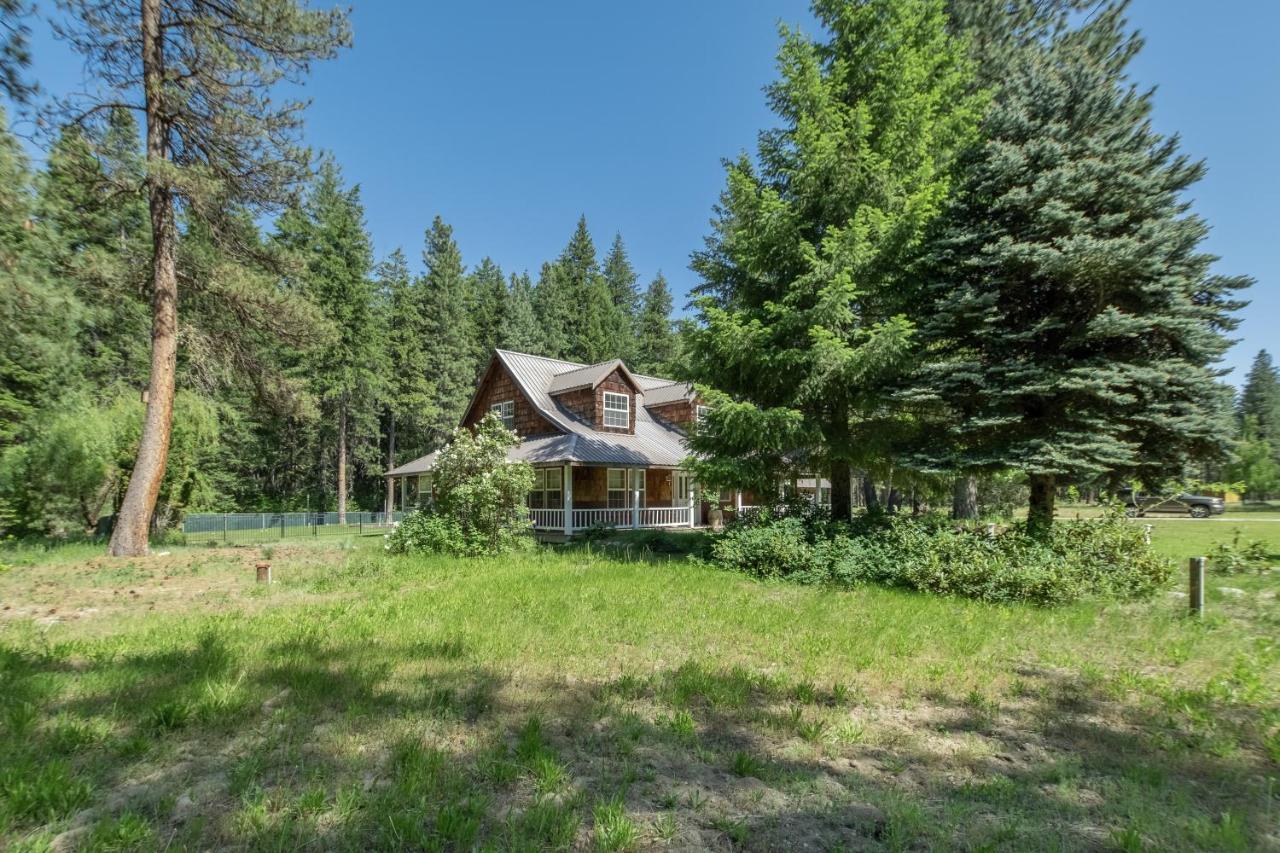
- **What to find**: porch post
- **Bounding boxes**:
[688,477,696,529]
[735,490,743,513]
[563,463,573,536]
[399,475,406,513]
[385,476,393,516]
[631,468,641,529]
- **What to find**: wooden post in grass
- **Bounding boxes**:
[255,562,271,583]
[1189,557,1205,617]
[1143,524,1152,545]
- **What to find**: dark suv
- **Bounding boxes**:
[1116,489,1225,519]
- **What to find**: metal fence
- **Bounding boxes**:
[181,511,404,545]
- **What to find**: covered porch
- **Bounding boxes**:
[386,463,706,534]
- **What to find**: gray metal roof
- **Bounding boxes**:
[642,380,695,407]
[546,358,640,394]
[387,351,694,477]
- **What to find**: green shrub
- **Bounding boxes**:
[712,508,1171,606]
[386,413,536,556]
[1209,530,1271,574]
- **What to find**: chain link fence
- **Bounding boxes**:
[181,512,404,545]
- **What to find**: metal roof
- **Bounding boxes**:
[386,351,694,477]
[642,380,695,407]
[546,358,640,395]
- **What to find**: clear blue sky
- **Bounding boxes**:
[22,0,1277,383]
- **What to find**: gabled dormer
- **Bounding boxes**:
[462,355,559,437]
[642,381,702,429]
[548,358,642,434]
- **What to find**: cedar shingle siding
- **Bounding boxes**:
[463,361,557,436]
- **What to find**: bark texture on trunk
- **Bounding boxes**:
[109,0,175,557]
[861,476,879,511]
[830,459,852,522]
[951,475,978,520]
[1027,473,1056,538]
[337,402,348,524]
[384,415,395,515]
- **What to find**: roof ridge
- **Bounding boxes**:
[495,349,587,370]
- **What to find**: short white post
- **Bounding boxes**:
[1143,524,1152,545]
[563,464,574,536]
[632,468,642,529]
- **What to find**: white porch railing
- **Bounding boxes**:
[528,508,565,530]
[528,505,692,532]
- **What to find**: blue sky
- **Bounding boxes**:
[21,0,1277,383]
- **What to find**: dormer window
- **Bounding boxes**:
[696,405,710,423]
[603,392,630,429]
[491,399,515,429]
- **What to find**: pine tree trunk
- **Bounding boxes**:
[337,401,348,525]
[1027,473,1056,538]
[951,475,978,520]
[861,476,879,511]
[108,0,175,558]
[830,459,852,522]
[384,414,395,515]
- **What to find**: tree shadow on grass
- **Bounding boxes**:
[0,634,1276,851]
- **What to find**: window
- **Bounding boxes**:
[490,399,515,430]
[607,468,644,508]
[529,468,563,509]
[675,472,691,502]
[696,405,711,423]
[603,392,630,429]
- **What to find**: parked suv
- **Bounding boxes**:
[1116,489,1225,519]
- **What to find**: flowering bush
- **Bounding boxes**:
[387,413,536,556]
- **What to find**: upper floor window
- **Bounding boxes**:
[490,399,515,430]
[603,392,630,429]
[696,405,711,423]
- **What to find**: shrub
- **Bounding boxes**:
[1209,530,1272,574]
[711,508,1171,606]
[387,413,536,556]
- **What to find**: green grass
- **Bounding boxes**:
[0,523,1276,850]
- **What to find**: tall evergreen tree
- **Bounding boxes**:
[634,272,675,375]
[686,0,982,520]
[275,164,383,522]
[917,1,1250,534]
[533,261,573,359]
[0,108,80,446]
[500,271,543,354]
[378,248,435,473]
[54,0,350,555]
[419,216,479,448]
[468,256,507,360]
[550,215,627,363]
[1239,350,1280,444]
[602,232,640,358]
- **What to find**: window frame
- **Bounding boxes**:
[696,405,710,424]
[607,468,644,508]
[528,468,563,510]
[602,391,630,429]
[490,399,515,430]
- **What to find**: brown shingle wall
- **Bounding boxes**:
[595,369,636,434]
[557,387,595,424]
[463,361,557,436]
[646,400,695,427]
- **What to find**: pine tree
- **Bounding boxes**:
[500,271,543,354]
[686,0,982,520]
[550,215,626,363]
[419,216,479,448]
[1239,350,1280,444]
[602,232,640,359]
[54,0,350,555]
[533,261,573,359]
[917,1,1250,534]
[0,108,81,445]
[468,256,507,360]
[378,248,435,473]
[275,164,383,523]
[634,272,675,375]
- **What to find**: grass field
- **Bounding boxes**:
[0,521,1277,851]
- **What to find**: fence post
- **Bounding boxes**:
[1189,556,1205,617]
[280,514,285,540]
[223,513,228,544]
[359,516,363,535]
[313,514,318,538]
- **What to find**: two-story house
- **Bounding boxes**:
[384,349,743,534]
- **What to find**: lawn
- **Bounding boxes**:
[0,522,1276,851]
